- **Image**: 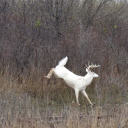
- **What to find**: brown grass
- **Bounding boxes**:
[0,74,128,128]
[0,91,128,128]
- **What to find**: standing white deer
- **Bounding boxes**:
[44,56,100,106]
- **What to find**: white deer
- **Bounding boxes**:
[44,56,100,106]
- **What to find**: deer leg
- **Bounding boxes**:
[81,90,93,106]
[53,72,59,78]
[44,68,55,79]
[75,89,80,106]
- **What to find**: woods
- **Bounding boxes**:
[0,0,128,104]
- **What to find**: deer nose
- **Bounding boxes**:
[95,74,99,77]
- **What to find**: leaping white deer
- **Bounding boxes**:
[44,56,100,106]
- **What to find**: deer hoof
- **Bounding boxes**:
[72,101,75,104]
[44,76,50,79]
[91,104,94,107]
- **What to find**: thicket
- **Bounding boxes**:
[0,0,128,105]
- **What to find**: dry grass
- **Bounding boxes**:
[0,90,128,128]
[0,74,128,128]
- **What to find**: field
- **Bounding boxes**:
[0,74,128,128]
[1,91,128,128]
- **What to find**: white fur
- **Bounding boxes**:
[45,56,99,106]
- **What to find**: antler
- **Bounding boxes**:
[86,62,100,70]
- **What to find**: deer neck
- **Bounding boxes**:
[84,73,93,84]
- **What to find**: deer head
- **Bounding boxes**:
[86,62,100,77]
